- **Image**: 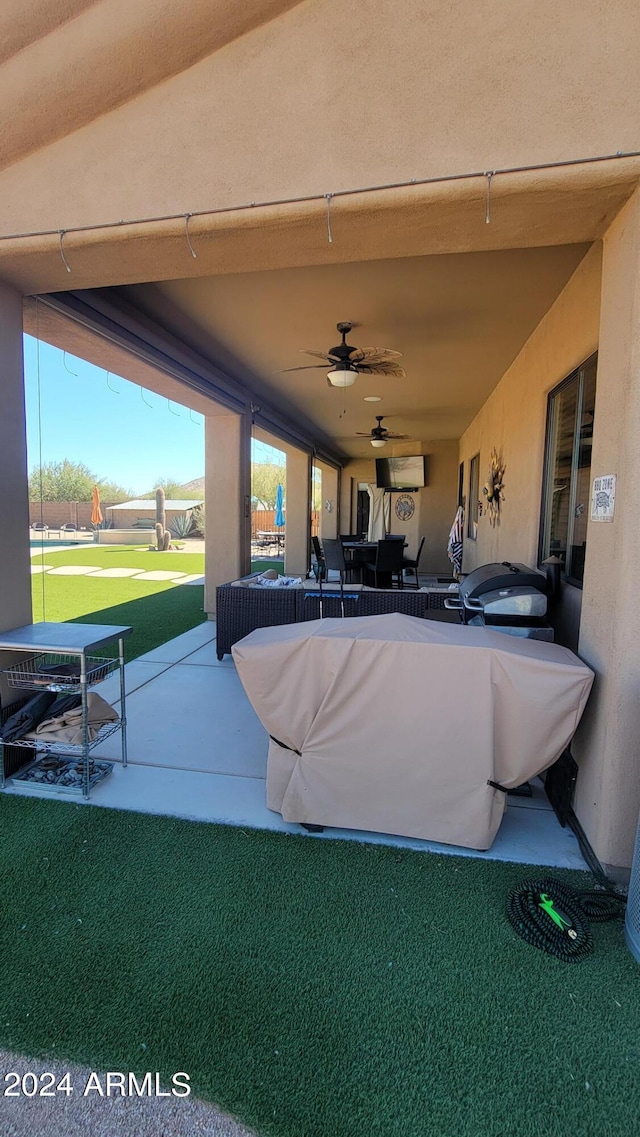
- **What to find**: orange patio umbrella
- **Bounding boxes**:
[91,485,103,526]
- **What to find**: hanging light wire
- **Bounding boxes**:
[35,299,46,619]
[325,193,333,243]
[58,229,71,272]
[62,351,77,376]
[1,150,638,248]
[184,213,197,258]
[485,171,494,224]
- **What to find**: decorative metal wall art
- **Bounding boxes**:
[395,494,415,522]
[482,449,506,527]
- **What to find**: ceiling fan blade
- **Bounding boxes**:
[357,364,406,377]
[300,349,333,361]
[351,347,403,363]
[277,364,332,372]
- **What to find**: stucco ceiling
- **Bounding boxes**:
[125,244,588,457]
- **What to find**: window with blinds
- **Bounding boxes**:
[539,354,597,586]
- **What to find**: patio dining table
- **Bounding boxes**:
[256,531,285,549]
[342,540,407,587]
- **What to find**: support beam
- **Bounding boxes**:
[284,446,311,578]
[0,281,31,634]
[315,460,339,540]
[575,185,640,869]
[204,408,251,613]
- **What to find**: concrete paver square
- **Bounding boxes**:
[131,570,188,581]
[46,565,103,575]
[30,564,54,574]
[86,567,145,578]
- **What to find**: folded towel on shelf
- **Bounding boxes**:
[46,693,83,718]
[0,691,57,742]
[24,693,118,745]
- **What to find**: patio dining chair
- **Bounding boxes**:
[364,539,405,589]
[315,537,362,617]
[402,536,426,589]
[310,535,326,581]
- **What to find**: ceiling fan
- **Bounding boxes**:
[356,415,411,448]
[278,321,406,387]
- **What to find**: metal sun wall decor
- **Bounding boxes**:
[482,448,506,527]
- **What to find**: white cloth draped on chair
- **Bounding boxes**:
[367,484,390,541]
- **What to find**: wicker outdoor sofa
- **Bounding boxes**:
[215,575,451,658]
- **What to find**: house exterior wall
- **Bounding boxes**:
[1,0,639,237]
[458,245,601,573]
[1,2,639,295]
[458,228,640,870]
[573,187,640,869]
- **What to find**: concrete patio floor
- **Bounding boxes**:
[3,620,586,869]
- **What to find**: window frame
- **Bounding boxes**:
[538,353,597,588]
[467,453,480,540]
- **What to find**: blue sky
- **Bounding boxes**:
[24,336,282,495]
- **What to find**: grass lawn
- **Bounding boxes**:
[0,797,638,1137]
[250,558,285,575]
[30,546,206,661]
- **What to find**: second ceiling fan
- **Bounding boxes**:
[356,416,411,448]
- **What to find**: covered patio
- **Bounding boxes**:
[1,0,640,881]
[3,617,585,870]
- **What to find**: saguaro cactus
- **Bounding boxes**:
[155,487,170,550]
[156,487,166,532]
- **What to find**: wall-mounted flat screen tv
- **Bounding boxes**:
[375,455,427,490]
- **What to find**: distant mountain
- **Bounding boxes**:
[179,476,205,496]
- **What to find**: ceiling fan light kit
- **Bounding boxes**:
[327,365,358,388]
[370,437,387,448]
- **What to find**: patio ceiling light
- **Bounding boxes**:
[327,364,358,388]
[370,437,387,448]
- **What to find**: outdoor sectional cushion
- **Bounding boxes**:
[232,612,594,851]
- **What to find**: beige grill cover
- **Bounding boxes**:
[232,613,594,850]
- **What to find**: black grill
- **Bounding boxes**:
[446,561,553,641]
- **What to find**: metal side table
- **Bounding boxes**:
[0,622,132,798]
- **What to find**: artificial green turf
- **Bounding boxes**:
[30,545,206,574]
[0,796,638,1137]
[250,559,285,575]
[31,546,206,661]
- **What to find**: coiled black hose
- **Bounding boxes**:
[506,877,625,962]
